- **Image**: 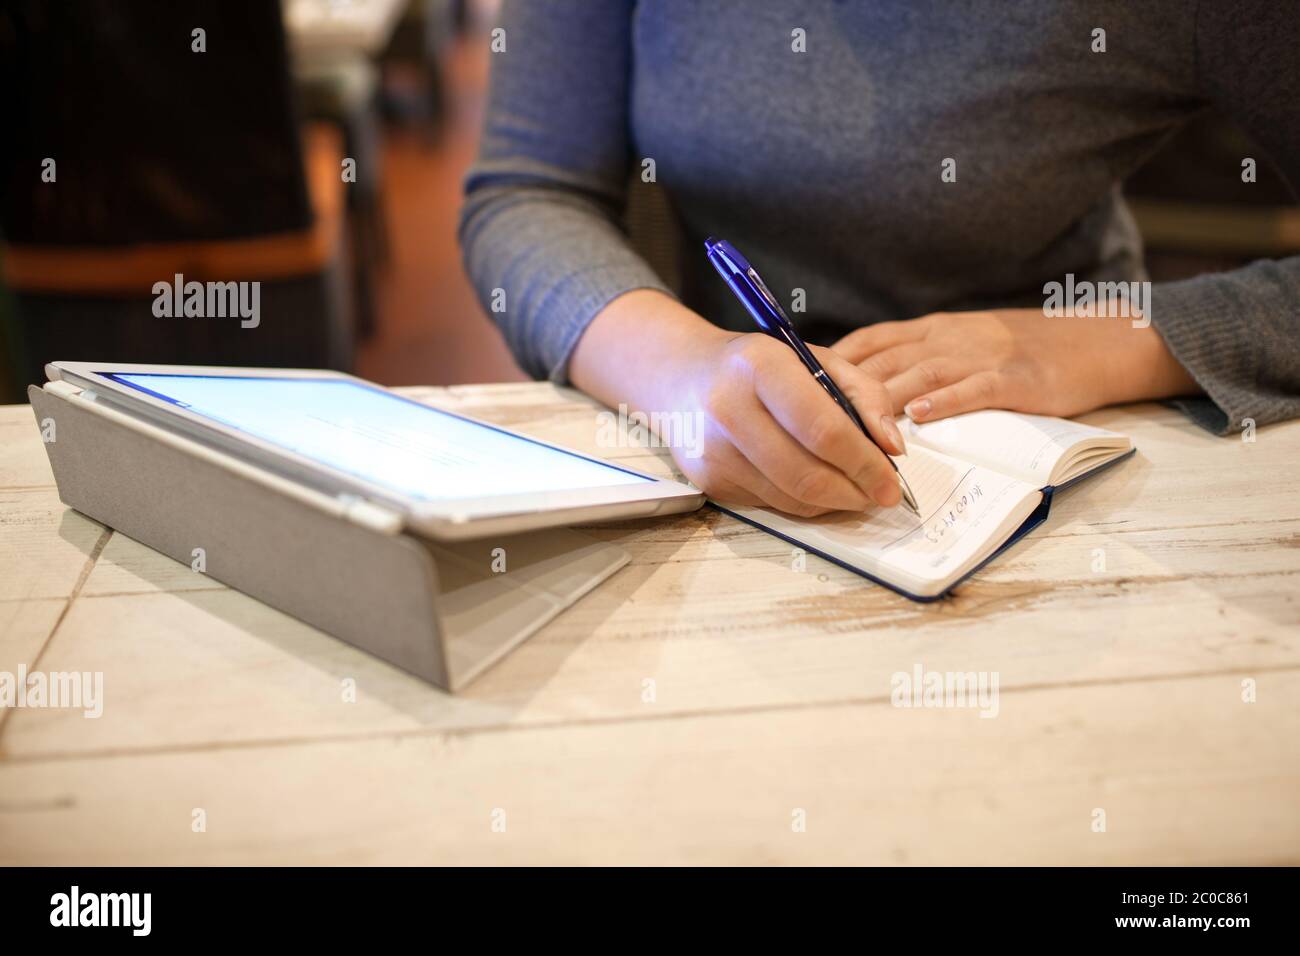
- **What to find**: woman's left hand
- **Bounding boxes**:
[831,308,1199,423]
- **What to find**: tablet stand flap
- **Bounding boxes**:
[427,533,628,690]
[27,384,629,691]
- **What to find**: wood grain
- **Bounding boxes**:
[3,670,1296,865]
[0,385,1296,863]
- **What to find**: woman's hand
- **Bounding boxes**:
[569,290,905,517]
[668,333,907,515]
[831,309,1200,423]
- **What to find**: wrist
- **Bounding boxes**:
[570,289,729,412]
[1115,321,1199,404]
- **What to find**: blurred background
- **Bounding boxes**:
[0,0,525,402]
[0,0,1295,404]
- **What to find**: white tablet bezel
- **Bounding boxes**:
[47,362,704,540]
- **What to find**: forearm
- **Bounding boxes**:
[459,187,671,380]
[458,0,657,381]
[1108,319,1199,406]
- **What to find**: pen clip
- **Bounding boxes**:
[745,267,786,318]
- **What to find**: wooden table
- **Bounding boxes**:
[1,383,1297,864]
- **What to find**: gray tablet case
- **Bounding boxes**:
[28,381,629,691]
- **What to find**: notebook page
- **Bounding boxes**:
[728,447,1039,588]
[902,410,1126,486]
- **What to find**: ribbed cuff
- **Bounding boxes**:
[538,265,675,385]
[1148,273,1254,436]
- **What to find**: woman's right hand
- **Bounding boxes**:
[569,290,905,517]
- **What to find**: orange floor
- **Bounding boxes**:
[356,35,526,387]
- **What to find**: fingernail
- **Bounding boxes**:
[880,414,906,455]
[905,398,932,421]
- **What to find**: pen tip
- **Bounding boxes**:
[903,493,921,518]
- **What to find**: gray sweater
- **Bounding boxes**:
[460,0,1300,435]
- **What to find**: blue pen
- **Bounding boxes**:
[704,236,921,516]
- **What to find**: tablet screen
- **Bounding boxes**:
[104,373,650,501]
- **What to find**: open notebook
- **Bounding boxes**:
[717,410,1135,601]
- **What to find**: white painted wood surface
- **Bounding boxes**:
[1,384,1297,863]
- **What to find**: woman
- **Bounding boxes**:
[460,0,1299,517]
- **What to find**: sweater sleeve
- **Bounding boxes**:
[1148,0,1300,435]
[458,0,672,382]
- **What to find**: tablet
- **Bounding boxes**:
[47,362,704,540]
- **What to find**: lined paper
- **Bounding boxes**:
[731,447,1039,586]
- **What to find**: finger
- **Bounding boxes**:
[695,439,840,517]
[698,476,763,508]
[904,371,1005,423]
[723,450,838,517]
[816,347,906,457]
[817,349,907,507]
[717,390,873,512]
[749,351,897,506]
[830,319,928,363]
[883,357,969,416]
[852,343,931,394]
